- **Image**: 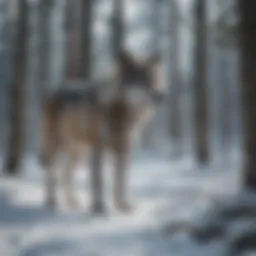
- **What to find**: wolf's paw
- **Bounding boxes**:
[65,197,80,210]
[116,201,134,213]
[91,202,107,215]
[45,197,57,210]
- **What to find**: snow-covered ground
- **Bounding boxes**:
[0,153,242,256]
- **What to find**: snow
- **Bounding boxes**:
[0,153,241,256]
[0,0,246,254]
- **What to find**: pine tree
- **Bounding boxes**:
[193,0,210,165]
[169,0,183,157]
[4,0,29,175]
[238,0,256,189]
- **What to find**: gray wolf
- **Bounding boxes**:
[39,50,164,213]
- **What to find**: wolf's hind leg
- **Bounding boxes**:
[41,151,58,209]
[39,98,60,209]
[90,141,106,214]
[61,149,80,209]
[112,140,132,212]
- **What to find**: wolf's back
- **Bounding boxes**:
[39,81,108,166]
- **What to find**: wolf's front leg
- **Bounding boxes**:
[62,150,80,209]
[90,141,106,214]
[40,149,58,209]
[44,161,58,209]
[112,144,133,213]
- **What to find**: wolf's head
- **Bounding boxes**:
[115,49,165,104]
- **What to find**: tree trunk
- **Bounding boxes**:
[193,0,209,165]
[80,0,93,79]
[238,0,256,189]
[141,0,161,151]
[218,50,232,157]
[38,0,53,102]
[0,0,11,159]
[169,0,183,157]
[65,0,93,80]
[112,0,124,56]
[4,0,29,175]
[65,0,83,79]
